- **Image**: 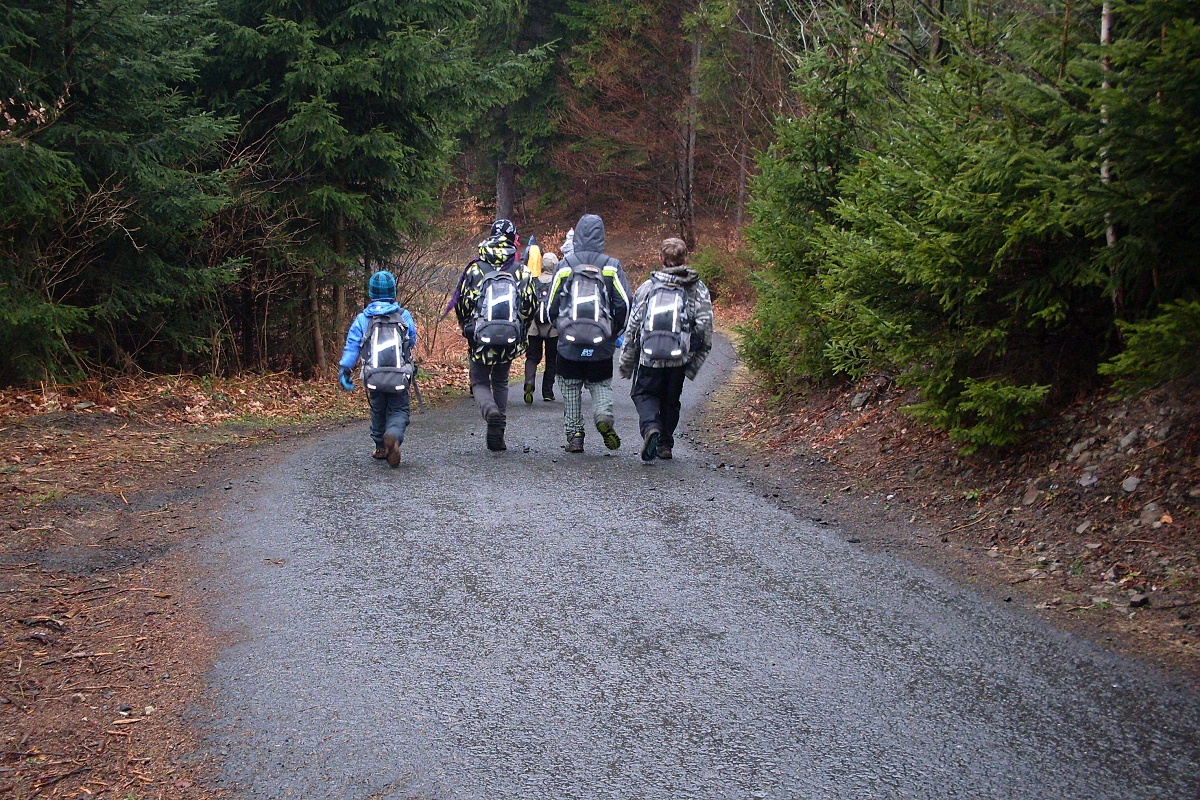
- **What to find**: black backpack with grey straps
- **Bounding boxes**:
[639,278,694,360]
[555,262,613,360]
[360,312,415,393]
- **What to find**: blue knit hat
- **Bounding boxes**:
[368,270,397,300]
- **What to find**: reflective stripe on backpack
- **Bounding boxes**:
[557,265,611,346]
[361,313,414,393]
[640,282,692,360]
[474,271,522,346]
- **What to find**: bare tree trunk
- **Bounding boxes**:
[1100,0,1121,315]
[333,219,347,338]
[735,140,749,231]
[240,283,255,370]
[308,265,326,374]
[496,159,516,221]
[64,0,75,62]
[930,0,945,64]
[680,30,701,250]
[334,282,346,337]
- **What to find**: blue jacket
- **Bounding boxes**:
[339,300,417,370]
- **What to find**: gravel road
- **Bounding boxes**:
[196,335,1200,799]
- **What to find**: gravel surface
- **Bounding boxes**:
[195,336,1200,799]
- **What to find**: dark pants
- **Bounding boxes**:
[469,359,511,421]
[368,389,410,447]
[524,335,558,396]
[630,364,687,447]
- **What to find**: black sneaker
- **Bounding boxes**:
[596,419,621,450]
[384,433,401,467]
[565,434,584,453]
[523,383,534,405]
[542,390,555,402]
[640,429,661,462]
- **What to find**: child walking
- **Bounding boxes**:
[618,238,714,462]
[524,250,560,403]
[548,214,631,453]
[338,270,418,467]
[453,219,537,451]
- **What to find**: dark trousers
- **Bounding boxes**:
[524,335,558,396]
[630,364,687,447]
[469,359,512,421]
[368,389,410,446]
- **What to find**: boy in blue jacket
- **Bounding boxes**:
[338,270,418,467]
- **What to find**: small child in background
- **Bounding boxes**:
[524,250,560,403]
[338,270,418,467]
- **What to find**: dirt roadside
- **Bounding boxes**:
[687,361,1200,685]
[0,371,465,799]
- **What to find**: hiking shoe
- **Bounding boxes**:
[486,414,506,451]
[565,434,584,453]
[640,429,661,462]
[372,445,388,460]
[597,420,621,451]
[655,444,673,460]
[523,383,534,405]
[384,433,401,468]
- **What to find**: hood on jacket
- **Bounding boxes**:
[365,299,401,317]
[652,265,700,286]
[573,214,606,254]
[478,234,517,269]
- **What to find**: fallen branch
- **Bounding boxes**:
[31,766,90,791]
[943,514,995,535]
[1142,599,1200,611]
[41,651,114,665]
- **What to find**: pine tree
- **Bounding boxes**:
[0,0,234,382]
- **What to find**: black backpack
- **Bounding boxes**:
[555,263,612,360]
[472,269,523,347]
[639,280,694,360]
[534,276,554,325]
[360,312,415,393]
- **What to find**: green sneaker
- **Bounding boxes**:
[596,419,620,451]
[523,383,534,405]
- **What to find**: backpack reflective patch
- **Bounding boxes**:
[556,265,612,355]
[473,271,522,346]
[640,283,692,360]
[361,314,414,393]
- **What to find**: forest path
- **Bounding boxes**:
[195,336,1200,799]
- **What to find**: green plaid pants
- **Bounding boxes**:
[559,377,614,437]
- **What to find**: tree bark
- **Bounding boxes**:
[308,266,326,374]
[735,140,749,232]
[680,30,701,250]
[1100,0,1121,314]
[333,219,347,337]
[930,0,945,64]
[496,159,516,221]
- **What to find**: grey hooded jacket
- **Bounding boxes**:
[549,214,632,362]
